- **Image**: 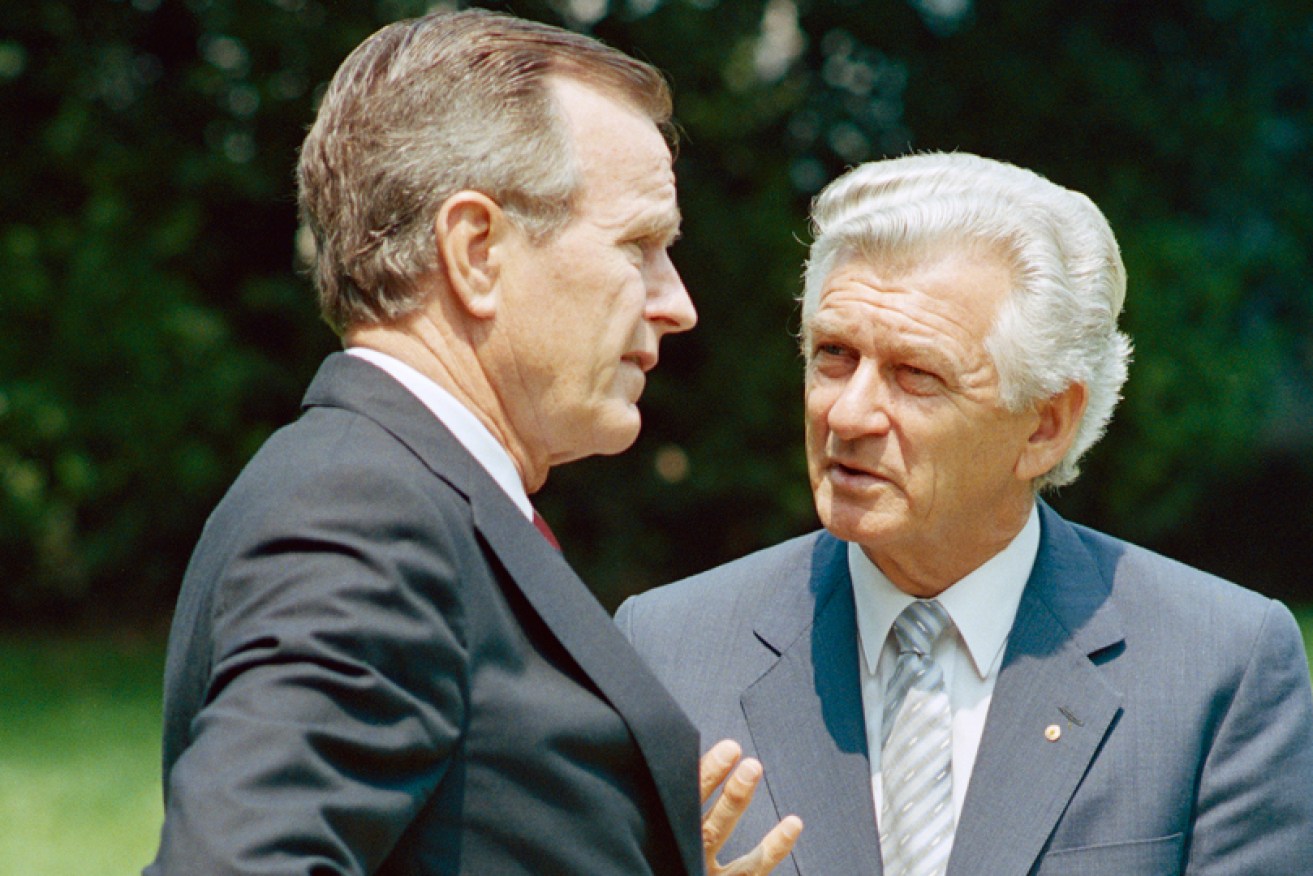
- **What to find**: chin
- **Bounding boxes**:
[815,488,905,546]
[592,412,642,457]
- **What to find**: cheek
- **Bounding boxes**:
[803,415,822,457]
[804,383,831,429]
[803,398,821,431]
[802,402,823,455]
[939,424,1016,488]
[600,287,648,347]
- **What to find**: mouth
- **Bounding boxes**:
[623,351,658,373]
[825,458,889,489]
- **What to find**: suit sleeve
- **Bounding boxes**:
[148,462,471,875]
[1187,598,1313,873]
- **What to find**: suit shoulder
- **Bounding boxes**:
[631,530,828,610]
[1068,519,1282,636]
[617,531,836,696]
[221,407,465,529]
[180,407,477,638]
[617,531,831,653]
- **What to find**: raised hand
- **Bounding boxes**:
[699,739,804,875]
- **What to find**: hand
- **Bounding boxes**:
[699,739,804,875]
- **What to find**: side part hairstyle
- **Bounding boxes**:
[298,8,674,333]
[802,152,1133,491]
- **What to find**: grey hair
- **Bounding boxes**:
[801,152,1132,491]
[297,9,674,333]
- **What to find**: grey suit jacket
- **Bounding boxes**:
[616,503,1313,875]
[148,353,703,875]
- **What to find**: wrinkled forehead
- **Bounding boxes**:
[551,78,674,183]
[804,238,1015,337]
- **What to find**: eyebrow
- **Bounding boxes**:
[807,316,959,371]
[626,202,683,240]
[897,343,956,374]
[805,315,844,338]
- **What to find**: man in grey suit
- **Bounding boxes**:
[147,10,799,874]
[618,152,1313,875]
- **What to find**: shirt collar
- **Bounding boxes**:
[850,504,1040,679]
[346,347,534,520]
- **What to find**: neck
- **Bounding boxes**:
[345,313,550,493]
[865,495,1036,597]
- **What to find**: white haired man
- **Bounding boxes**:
[147,10,799,875]
[618,152,1313,875]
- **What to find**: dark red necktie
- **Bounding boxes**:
[532,510,561,551]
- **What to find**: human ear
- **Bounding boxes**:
[1015,381,1088,481]
[435,191,507,320]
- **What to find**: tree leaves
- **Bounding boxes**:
[3,0,1309,622]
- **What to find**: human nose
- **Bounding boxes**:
[826,361,891,440]
[646,251,697,334]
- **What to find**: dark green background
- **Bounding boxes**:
[3,0,1311,626]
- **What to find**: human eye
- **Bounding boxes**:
[622,221,680,262]
[620,237,658,267]
[809,339,856,376]
[895,363,942,395]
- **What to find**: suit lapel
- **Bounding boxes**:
[947,504,1125,876]
[304,354,703,876]
[742,533,883,876]
[471,494,703,875]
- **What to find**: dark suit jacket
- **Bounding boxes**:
[147,353,703,875]
[616,503,1313,875]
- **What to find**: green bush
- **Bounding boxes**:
[3,0,1311,622]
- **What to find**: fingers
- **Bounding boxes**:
[699,738,742,804]
[712,813,804,876]
[716,815,804,876]
[700,739,804,875]
[702,754,762,865]
[753,815,805,872]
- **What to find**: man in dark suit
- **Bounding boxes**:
[147,10,799,874]
[618,153,1313,875]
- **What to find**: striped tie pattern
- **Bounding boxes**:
[879,600,954,876]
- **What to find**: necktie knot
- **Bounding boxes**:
[892,599,950,657]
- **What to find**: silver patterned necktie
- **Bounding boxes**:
[880,599,955,876]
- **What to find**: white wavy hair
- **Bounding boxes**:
[801,152,1133,491]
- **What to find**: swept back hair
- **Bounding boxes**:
[298,8,673,333]
[802,152,1133,490]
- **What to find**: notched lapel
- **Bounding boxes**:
[948,506,1125,876]
[742,534,883,876]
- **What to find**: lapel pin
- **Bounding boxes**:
[1044,724,1062,742]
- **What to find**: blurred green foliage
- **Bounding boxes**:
[2,0,1311,624]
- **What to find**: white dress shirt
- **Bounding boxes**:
[346,347,534,521]
[851,504,1040,821]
